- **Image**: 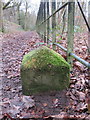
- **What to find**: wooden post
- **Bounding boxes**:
[67,0,75,67]
[52,1,56,50]
[47,0,50,44]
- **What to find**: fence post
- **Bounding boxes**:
[67,0,75,67]
[47,0,50,44]
[52,1,56,50]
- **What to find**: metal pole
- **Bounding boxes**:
[54,43,90,68]
[38,2,68,27]
[77,0,90,32]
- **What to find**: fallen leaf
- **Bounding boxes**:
[74,61,84,71]
[53,99,58,104]
[22,95,35,109]
[43,103,48,107]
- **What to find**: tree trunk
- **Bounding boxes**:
[47,1,49,44]
[88,0,90,113]
[62,9,66,34]
[43,2,46,43]
[17,5,21,25]
[0,0,4,32]
[67,0,75,68]
[24,1,28,30]
[3,0,12,10]
[88,1,90,53]
[52,1,56,50]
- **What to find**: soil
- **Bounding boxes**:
[1,31,90,119]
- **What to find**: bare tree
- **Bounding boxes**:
[17,1,22,25]
[0,0,4,32]
[3,0,13,10]
[24,1,28,30]
[24,0,31,30]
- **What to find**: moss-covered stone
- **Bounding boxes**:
[20,46,70,95]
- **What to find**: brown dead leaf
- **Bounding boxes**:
[22,95,35,109]
[74,61,84,71]
[78,92,85,101]
[43,103,48,107]
[7,75,13,79]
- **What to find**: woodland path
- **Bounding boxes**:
[1,31,90,119]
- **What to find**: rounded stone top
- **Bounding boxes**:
[21,46,70,71]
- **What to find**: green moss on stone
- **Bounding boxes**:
[21,46,69,70]
[21,46,70,95]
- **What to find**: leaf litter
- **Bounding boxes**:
[0,31,90,119]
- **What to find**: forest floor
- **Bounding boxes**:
[0,31,90,120]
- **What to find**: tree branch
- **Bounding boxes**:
[4,4,18,10]
[3,0,13,10]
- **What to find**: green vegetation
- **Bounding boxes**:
[21,46,69,70]
[3,20,24,33]
[21,46,70,95]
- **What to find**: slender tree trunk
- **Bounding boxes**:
[88,1,90,53]
[52,1,56,50]
[88,0,90,113]
[0,0,4,32]
[47,1,49,44]
[3,0,12,10]
[24,1,28,30]
[67,0,75,68]
[17,5,21,25]
[62,9,66,34]
[57,1,60,19]
[13,6,17,23]
[43,2,46,43]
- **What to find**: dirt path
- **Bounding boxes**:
[1,31,90,119]
[1,31,68,118]
[2,31,41,98]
